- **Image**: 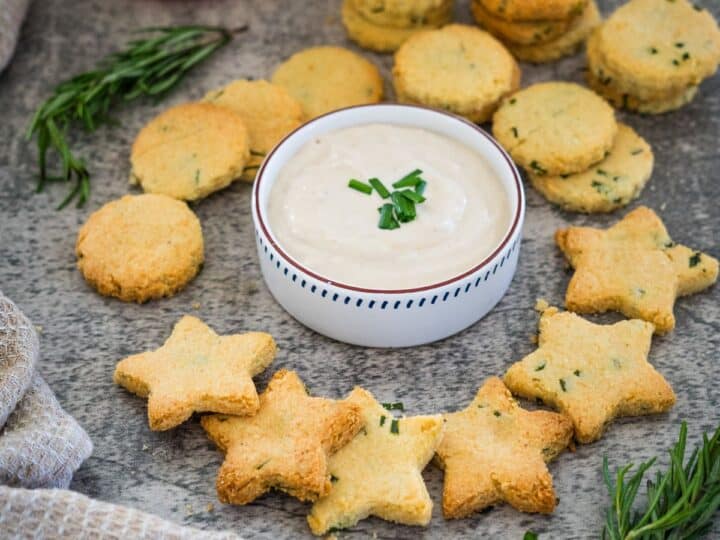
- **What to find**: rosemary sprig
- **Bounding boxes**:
[26,25,243,209]
[602,421,720,540]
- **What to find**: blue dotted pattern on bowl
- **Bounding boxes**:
[256,230,519,309]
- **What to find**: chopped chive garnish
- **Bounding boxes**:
[493,410,501,417]
[559,378,567,392]
[348,179,372,194]
[349,169,428,230]
[380,415,387,426]
[391,191,415,222]
[392,168,423,188]
[330,474,339,482]
[369,177,391,199]
[390,419,399,434]
[378,203,399,230]
[399,189,426,204]
[382,402,405,411]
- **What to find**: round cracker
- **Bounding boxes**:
[478,0,587,22]
[506,0,600,63]
[352,0,452,29]
[529,123,653,213]
[471,0,575,46]
[130,102,249,201]
[342,0,424,52]
[392,24,520,122]
[586,29,701,113]
[492,81,617,176]
[76,194,204,303]
[204,79,303,154]
[271,46,384,119]
[590,0,720,101]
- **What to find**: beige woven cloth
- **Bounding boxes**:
[0,292,240,539]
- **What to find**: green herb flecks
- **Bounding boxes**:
[27,25,240,209]
[348,179,373,194]
[530,160,547,176]
[689,252,702,267]
[535,361,546,371]
[330,474,339,483]
[631,148,644,155]
[380,415,387,427]
[493,410,501,417]
[559,378,567,392]
[390,419,400,435]
[574,369,581,377]
[382,402,404,411]
[414,179,427,196]
[524,532,539,540]
[601,421,720,540]
[511,126,519,138]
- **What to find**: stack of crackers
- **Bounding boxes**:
[586,0,720,113]
[342,0,454,52]
[470,0,601,63]
[493,81,654,213]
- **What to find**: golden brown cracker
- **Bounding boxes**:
[130,102,250,200]
[271,46,384,119]
[201,370,363,505]
[114,315,276,430]
[504,308,676,443]
[555,206,718,334]
[435,377,573,518]
[307,388,443,535]
[76,194,204,303]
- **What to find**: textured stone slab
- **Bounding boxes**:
[0,0,718,538]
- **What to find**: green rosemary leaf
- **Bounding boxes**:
[601,421,720,539]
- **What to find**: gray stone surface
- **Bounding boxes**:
[0,1,718,538]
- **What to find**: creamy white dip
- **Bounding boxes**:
[266,124,511,289]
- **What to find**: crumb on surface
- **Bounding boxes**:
[191,302,201,310]
[206,503,214,513]
[535,298,550,312]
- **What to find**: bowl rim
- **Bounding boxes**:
[252,103,524,295]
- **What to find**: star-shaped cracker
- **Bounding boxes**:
[307,388,444,535]
[504,307,676,443]
[201,369,363,505]
[114,315,276,431]
[435,377,573,519]
[556,206,718,334]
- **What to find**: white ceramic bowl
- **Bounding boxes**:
[251,104,525,347]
